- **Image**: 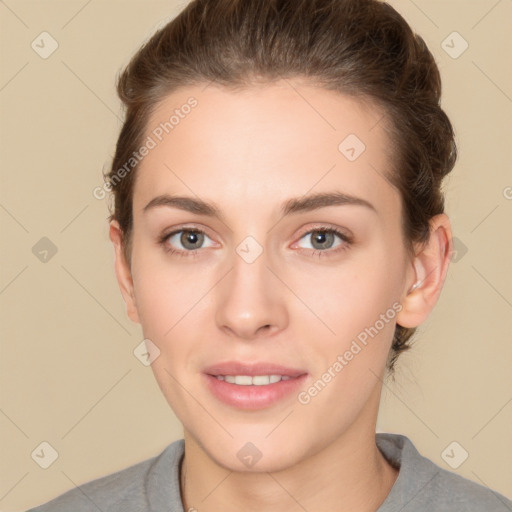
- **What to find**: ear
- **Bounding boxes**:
[109,220,140,324]
[396,213,453,329]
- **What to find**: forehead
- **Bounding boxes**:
[133,80,399,220]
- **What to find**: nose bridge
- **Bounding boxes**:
[215,236,287,338]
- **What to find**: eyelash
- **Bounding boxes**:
[158,226,353,259]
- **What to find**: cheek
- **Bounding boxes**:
[130,244,205,334]
[293,254,402,340]
[292,250,404,393]
[129,250,215,391]
[296,283,398,423]
[131,258,201,408]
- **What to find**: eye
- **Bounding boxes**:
[295,226,352,257]
[158,228,215,256]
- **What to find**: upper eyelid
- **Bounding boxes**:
[298,224,350,236]
[294,224,352,242]
[164,224,215,239]
[164,223,347,236]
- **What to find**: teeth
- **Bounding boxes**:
[215,375,293,385]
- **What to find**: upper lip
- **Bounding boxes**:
[204,361,307,378]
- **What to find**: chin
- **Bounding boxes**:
[194,430,308,473]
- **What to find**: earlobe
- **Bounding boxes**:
[396,214,453,329]
[109,220,140,324]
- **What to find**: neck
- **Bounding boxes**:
[179,389,398,512]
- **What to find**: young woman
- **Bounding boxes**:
[28,0,511,510]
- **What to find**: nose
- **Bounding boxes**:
[215,246,288,340]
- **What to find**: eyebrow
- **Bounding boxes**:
[142,191,377,220]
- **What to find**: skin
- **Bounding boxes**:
[110,79,452,512]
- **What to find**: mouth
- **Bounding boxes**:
[203,361,308,409]
[213,374,295,385]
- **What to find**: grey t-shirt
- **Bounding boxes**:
[27,433,512,511]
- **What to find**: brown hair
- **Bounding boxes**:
[105,0,457,373]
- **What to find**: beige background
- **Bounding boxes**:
[1,0,511,510]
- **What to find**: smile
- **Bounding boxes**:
[204,373,308,409]
[214,375,293,385]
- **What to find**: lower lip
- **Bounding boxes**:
[203,373,308,410]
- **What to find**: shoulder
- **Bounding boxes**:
[376,433,512,511]
[422,464,512,510]
[26,439,185,512]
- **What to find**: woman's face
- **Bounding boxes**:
[114,80,416,471]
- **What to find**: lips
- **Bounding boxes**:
[203,361,307,378]
[202,360,308,409]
